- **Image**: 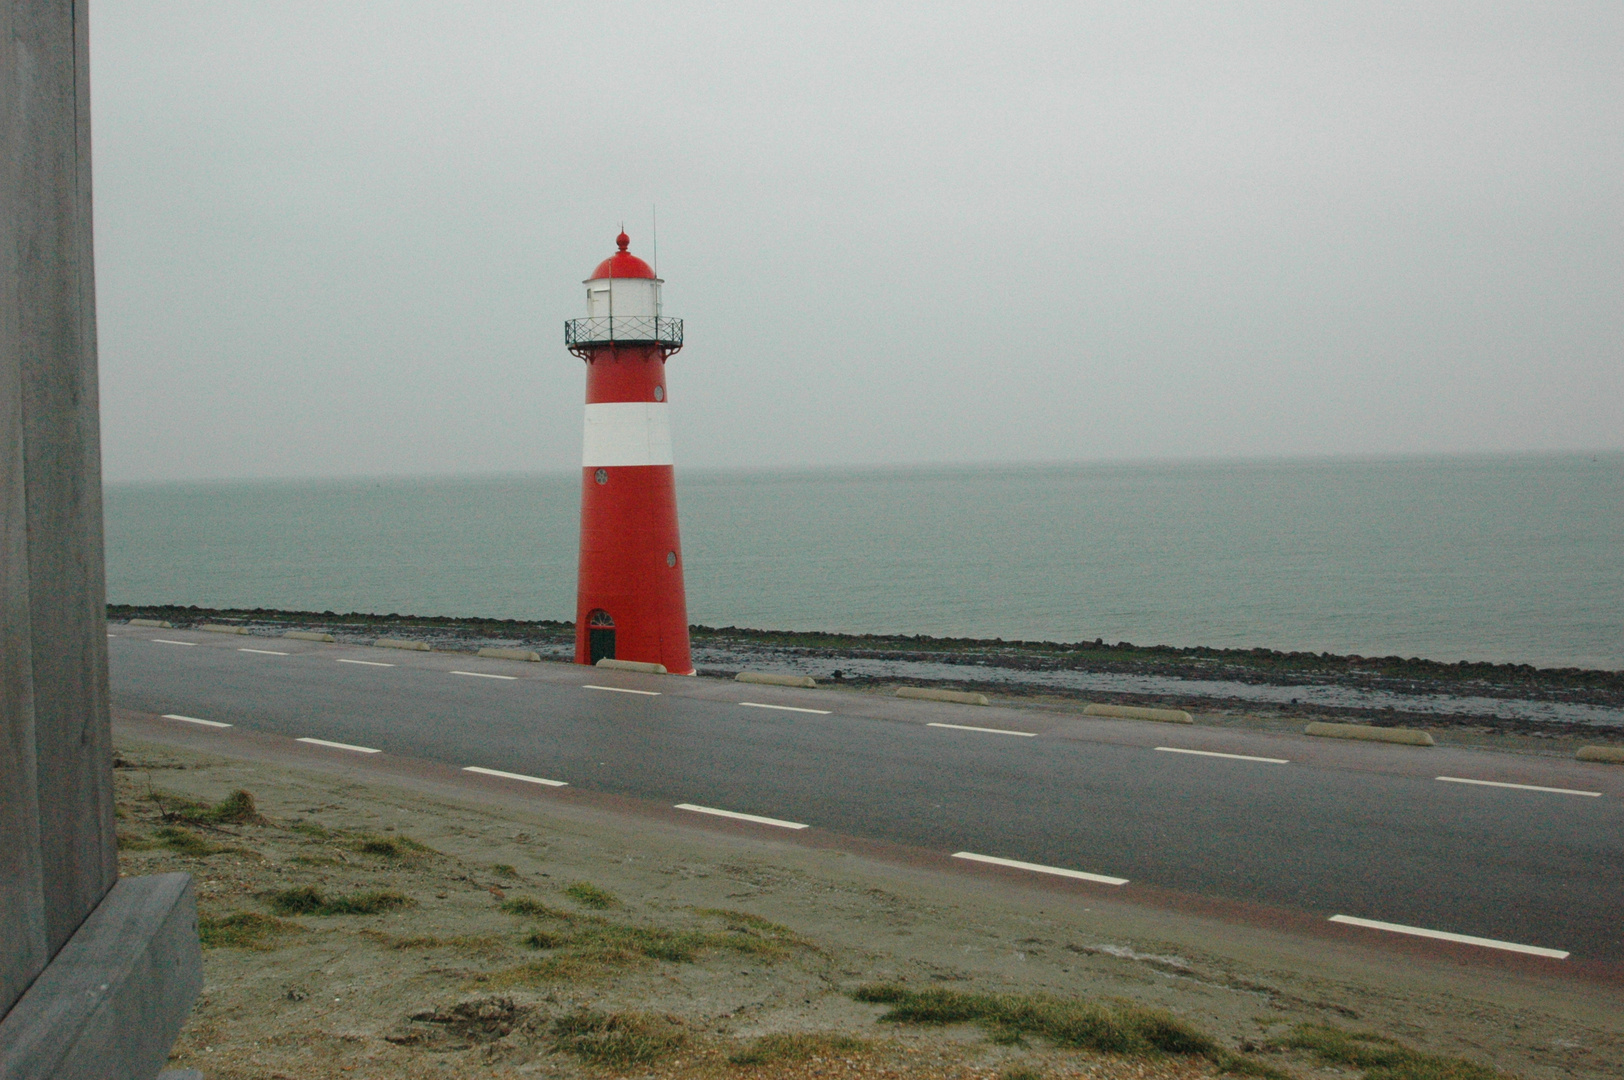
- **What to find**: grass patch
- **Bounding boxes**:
[493,863,519,879]
[154,825,228,857]
[517,916,797,967]
[319,889,413,916]
[695,907,795,934]
[1281,1023,1509,1080]
[198,911,302,950]
[289,821,331,838]
[852,984,1285,1076]
[563,881,619,908]
[695,908,811,954]
[499,895,575,919]
[267,886,413,916]
[196,789,261,824]
[153,788,262,825]
[494,906,806,985]
[506,922,706,967]
[490,955,621,984]
[352,834,433,859]
[550,1010,685,1068]
[570,922,710,963]
[1001,1067,1045,1080]
[494,920,791,985]
[116,829,159,851]
[359,929,504,955]
[266,885,330,914]
[729,1032,871,1065]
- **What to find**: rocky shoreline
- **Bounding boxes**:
[108,604,1624,744]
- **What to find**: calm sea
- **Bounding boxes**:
[104,454,1624,671]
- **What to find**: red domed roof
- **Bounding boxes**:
[588,231,657,280]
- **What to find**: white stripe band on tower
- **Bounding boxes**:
[582,401,673,467]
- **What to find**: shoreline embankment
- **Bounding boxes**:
[107,604,1624,741]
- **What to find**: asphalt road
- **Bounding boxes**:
[107,629,1624,963]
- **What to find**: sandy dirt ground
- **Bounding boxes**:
[111,728,1622,1080]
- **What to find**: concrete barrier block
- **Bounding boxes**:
[478,647,541,663]
[736,671,816,688]
[284,630,336,643]
[595,658,667,674]
[0,874,202,1080]
[1083,703,1194,724]
[127,618,172,628]
[1304,721,1435,746]
[896,687,989,706]
[1577,745,1624,764]
[375,638,431,652]
[198,624,247,635]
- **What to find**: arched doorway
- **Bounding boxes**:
[586,609,615,664]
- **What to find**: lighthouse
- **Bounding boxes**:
[565,232,694,675]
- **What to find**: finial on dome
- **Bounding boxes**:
[617,231,629,252]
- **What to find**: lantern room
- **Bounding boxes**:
[584,232,661,319]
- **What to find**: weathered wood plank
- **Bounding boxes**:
[1,0,117,1014]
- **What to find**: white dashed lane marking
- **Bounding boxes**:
[451,670,518,681]
[739,702,832,715]
[952,852,1128,886]
[584,685,660,696]
[162,714,231,729]
[674,804,808,830]
[296,737,381,754]
[464,766,567,787]
[1328,915,1568,959]
[239,648,289,656]
[151,639,196,646]
[1157,746,1289,764]
[927,722,1035,737]
[336,658,394,667]
[1436,776,1600,797]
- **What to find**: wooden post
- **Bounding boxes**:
[1,5,201,1075]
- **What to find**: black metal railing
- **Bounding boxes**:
[565,316,683,356]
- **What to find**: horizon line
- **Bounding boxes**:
[103,446,1624,487]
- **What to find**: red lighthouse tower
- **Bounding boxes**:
[565,232,694,675]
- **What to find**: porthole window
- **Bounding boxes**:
[594,468,608,485]
[666,551,677,567]
[653,385,665,402]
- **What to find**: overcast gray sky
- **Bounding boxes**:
[92,2,1623,482]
